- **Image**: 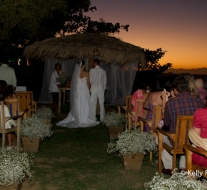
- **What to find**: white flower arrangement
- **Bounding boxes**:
[107,128,157,155]
[56,71,69,87]
[144,169,207,190]
[20,116,53,140]
[0,147,34,186]
[101,112,127,127]
[34,106,55,119]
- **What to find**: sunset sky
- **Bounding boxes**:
[87,0,207,69]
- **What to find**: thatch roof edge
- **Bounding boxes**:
[23,33,146,66]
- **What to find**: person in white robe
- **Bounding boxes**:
[49,63,61,111]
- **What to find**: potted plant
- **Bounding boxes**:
[107,128,157,170]
[101,112,127,139]
[0,147,34,190]
[20,116,53,152]
[34,106,55,126]
[144,169,207,189]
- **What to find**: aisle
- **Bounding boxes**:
[23,112,157,190]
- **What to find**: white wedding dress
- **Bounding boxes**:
[56,62,99,128]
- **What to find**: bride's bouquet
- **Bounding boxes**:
[56,71,69,87]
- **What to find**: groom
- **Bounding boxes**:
[89,59,107,121]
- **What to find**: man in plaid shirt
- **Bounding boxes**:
[161,74,204,174]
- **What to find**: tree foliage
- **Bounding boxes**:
[142,48,172,73]
[0,0,129,61]
[133,48,173,91]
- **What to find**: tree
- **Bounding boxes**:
[141,48,172,73]
[133,48,173,92]
[81,18,129,34]
[0,0,129,61]
[0,0,67,61]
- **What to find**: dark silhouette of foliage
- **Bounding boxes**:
[133,48,173,92]
[142,48,172,73]
[0,0,129,62]
[83,18,129,34]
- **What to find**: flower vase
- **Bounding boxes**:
[106,126,124,139]
[42,119,52,126]
[122,152,144,170]
[0,182,22,190]
[21,137,41,152]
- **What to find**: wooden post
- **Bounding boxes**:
[58,88,61,113]
[63,91,66,103]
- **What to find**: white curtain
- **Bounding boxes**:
[38,57,84,103]
[38,57,138,105]
[100,61,138,106]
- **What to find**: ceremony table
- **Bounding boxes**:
[58,87,70,113]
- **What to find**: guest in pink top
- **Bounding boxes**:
[192,107,207,167]
[195,78,207,105]
[131,89,148,121]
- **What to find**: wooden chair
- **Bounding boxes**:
[118,92,149,131]
[0,101,23,149]
[26,91,37,113]
[138,105,162,134]
[137,105,162,162]
[4,98,28,119]
[16,91,33,116]
[16,91,36,111]
[184,144,207,178]
[156,115,193,174]
[117,95,132,117]
[136,99,147,118]
[127,110,139,131]
[127,99,146,130]
[4,98,19,117]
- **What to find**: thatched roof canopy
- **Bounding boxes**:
[23,33,146,66]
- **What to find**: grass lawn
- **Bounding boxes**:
[1,110,159,190]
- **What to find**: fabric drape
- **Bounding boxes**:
[189,128,207,151]
[39,57,139,105]
[70,61,82,124]
[38,58,80,103]
[100,60,139,106]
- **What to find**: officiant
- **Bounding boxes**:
[49,63,61,111]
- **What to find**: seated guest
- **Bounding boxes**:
[0,90,17,149]
[159,74,204,174]
[184,73,199,96]
[143,87,165,132]
[131,88,149,121]
[188,106,207,168]
[144,81,173,130]
[6,85,16,98]
[158,88,175,129]
[0,80,7,96]
[195,78,207,105]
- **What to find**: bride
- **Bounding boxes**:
[56,60,99,128]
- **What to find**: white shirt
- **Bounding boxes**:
[0,105,17,129]
[0,64,17,87]
[49,70,61,93]
[89,66,107,94]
